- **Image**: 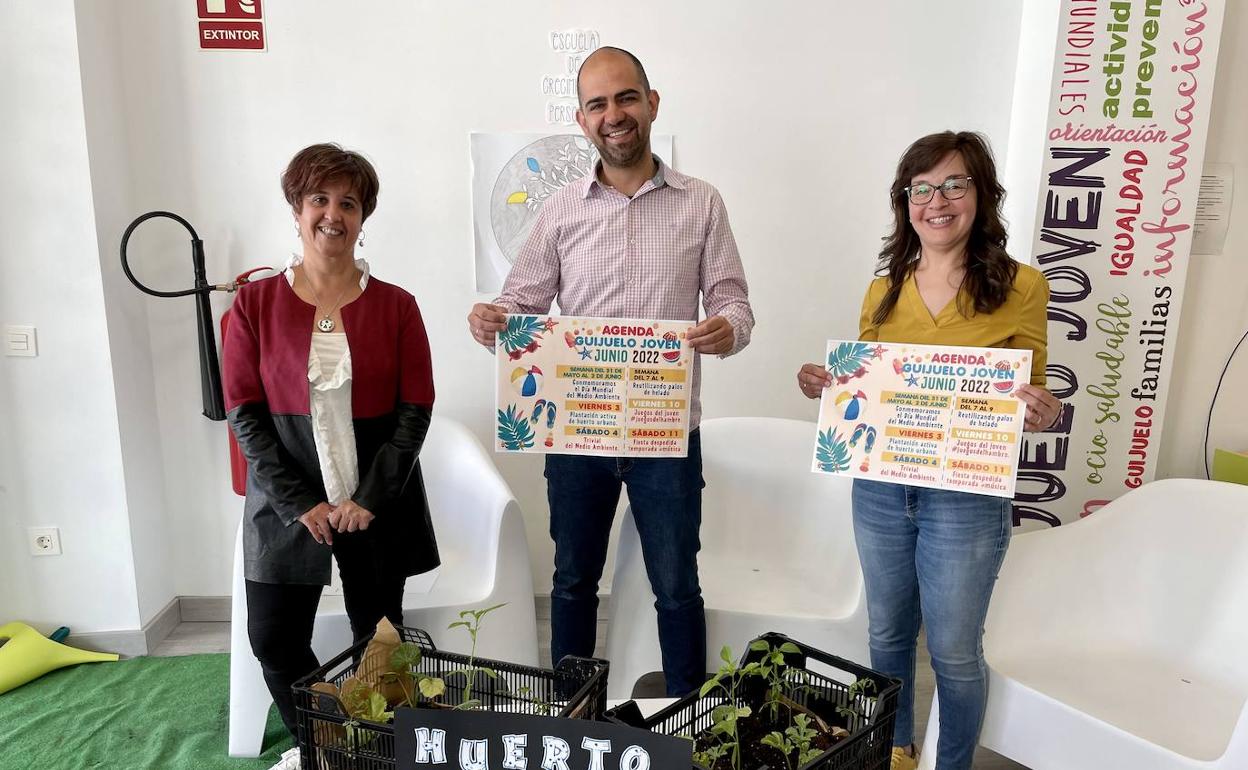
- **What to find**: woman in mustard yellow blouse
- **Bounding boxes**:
[797,131,1060,770]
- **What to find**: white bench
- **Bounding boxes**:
[920,478,1248,769]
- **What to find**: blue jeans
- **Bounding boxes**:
[545,430,705,696]
[852,478,1011,770]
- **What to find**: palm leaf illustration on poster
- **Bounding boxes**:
[470,133,675,293]
[812,340,1032,498]
[496,315,692,457]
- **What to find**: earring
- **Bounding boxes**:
[295,224,301,239]
[357,229,366,248]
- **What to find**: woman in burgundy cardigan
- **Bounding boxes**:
[223,143,438,739]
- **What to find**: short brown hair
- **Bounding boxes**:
[281,143,380,221]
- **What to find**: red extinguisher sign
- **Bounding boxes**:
[196,0,265,51]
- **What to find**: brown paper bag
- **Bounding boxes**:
[355,617,400,685]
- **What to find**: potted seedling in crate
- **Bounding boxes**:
[609,633,899,770]
[443,602,506,710]
[294,604,609,770]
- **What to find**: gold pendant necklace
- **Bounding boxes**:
[304,274,352,333]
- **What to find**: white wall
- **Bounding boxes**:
[17,0,1245,637]
[0,1,142,632]
[74,0,177,626]
[89,0,1023,601]
[1001,0,1061,261]
[1157,0,1248,479]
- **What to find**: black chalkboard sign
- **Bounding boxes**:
[393,707,691,769]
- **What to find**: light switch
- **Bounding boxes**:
[4,325,37,357]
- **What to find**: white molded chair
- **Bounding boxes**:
[919,478,1248,770]
[228,415,538,757]
[604,416,867,699]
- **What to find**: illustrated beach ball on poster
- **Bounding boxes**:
[510,366,544,397]
[834,390,868,421]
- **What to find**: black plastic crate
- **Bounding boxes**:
[293,625,609,770]
[605,632,900,770]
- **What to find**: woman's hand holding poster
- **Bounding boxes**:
[812,340,1031,497]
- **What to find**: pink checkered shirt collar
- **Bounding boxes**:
[579,155,685,199]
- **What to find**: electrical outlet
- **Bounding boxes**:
[29,527,62,556]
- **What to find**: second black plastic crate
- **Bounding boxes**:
[293,625,609,770]
[605,632,900,770]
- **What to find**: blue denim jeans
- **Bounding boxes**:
[852,478,1011,770]
[545,429,705,696]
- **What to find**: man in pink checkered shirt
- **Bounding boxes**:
[467,47,754,696]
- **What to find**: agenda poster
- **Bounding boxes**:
[812,341,1032,498]
[495,315,692,457]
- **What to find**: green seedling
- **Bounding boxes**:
[445,602,507,710]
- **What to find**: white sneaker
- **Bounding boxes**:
[268,747,301,770]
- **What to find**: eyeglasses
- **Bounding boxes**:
[904,176,974,205]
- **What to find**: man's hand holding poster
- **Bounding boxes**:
[496,315,692,457]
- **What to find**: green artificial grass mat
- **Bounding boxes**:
[0,653,292,770]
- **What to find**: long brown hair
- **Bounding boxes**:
[872,131,1015,326]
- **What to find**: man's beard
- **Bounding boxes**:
[593,125,649,169]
